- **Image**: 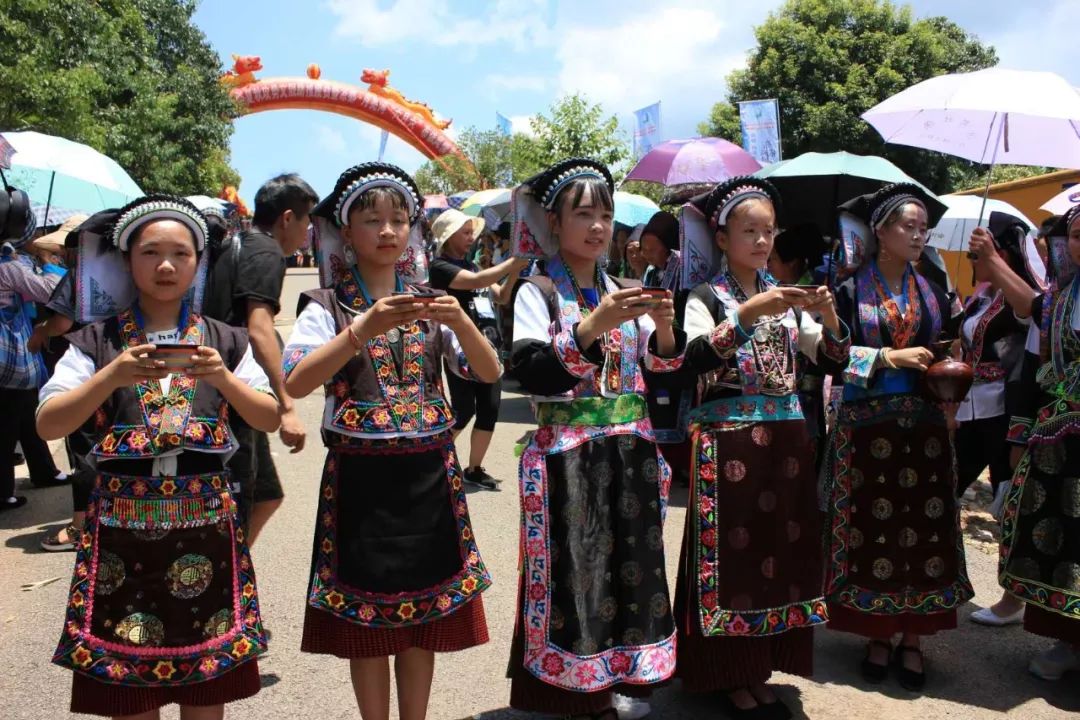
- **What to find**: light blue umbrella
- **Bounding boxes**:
[614,191,661,227]
[1,131,142,226]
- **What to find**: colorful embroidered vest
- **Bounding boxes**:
[67,311,245,461]
[300,288,455,444]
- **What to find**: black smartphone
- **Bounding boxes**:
[148,343,198,370]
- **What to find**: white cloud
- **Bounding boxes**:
[324,0,548,51]
[509,115,536,137]
[314,124,347,154]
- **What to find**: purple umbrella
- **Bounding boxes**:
[625,137,762,186]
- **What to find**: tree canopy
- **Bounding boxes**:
[415,93,630,195]
[0,0,239,195]
[698,0,1001,193]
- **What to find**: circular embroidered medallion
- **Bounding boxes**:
[851,469,865,490]
[619,561,643,587]
[166,554,214,600]
[924,437,942,459]
[924,556,945,578]
[787,521,802,543]
[849,528,864,549]
[115,612,165,647]
[872,498,894,520]
[758,491,777,512]
[1007,556,1041,580]
[598,597,618,622]
[650,592,670,618]
[870,438,892,460]
[925,497,945,519]
[898,468,918,489]
[899,527,918,549]
[761,556,776,579]
[1021,480,1047,516]
[641,458,659,484]
[1052,562,1080,592]
[872,558,893,580]
[724,460,747,483]
[203,608,233,639]
[728,527,751,550]
[1034,443,1066,475]
[593,462,614,488]
[783,457,800,479]
[619,492,642,519]
[1032,518,1064,555]
[96,551,126,596]
[752,426,773,447]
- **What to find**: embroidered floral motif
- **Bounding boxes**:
[844,346,881,388]
[308,437,491,627]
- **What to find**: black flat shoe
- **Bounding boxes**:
[861,639,892,684]
[894,644,927,692]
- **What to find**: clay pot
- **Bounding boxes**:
[923,340,974,403]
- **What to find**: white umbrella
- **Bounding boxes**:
[862,68,1080,230]
[1040,183,1080,216]
[928,194,1034,252]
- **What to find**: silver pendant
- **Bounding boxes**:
[754,325,768,343]
[386,328,400,343]
[780,312,797,329]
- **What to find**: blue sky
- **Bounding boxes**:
[192,0,1079,205]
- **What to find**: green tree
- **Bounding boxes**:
[698,0,998,193]
[0,0,240,196]
[414,128,541,195]
[530,94,631,175]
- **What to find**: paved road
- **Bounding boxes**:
[1,269,1077,719]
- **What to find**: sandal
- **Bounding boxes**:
[894,644,927,692]
[861,639,892,684]
[40,524,79,552]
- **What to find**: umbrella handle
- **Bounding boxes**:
[968,113,1007,260]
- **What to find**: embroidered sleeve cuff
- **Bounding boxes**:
[644,328,687,372]
[842,346,880,388]
[553,324,599,378]
[282,345,316,381]
[708,319,750,359]
[820,322,851,363]
[1007,416,1033,445]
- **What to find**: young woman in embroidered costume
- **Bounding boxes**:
[281,163,498,720]
[822,183,972,691]
[955,214,1044,629]
[669,177,849,719]
[971,206,1080,680]
[38,195,280,719]
[506,158,684,720]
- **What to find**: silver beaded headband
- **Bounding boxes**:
[712,186,770,229]
[871,194,926,230]
[540,166,605,210]
[1068,209,1080,235]
[335,174,420,226]
[113,201,208,252]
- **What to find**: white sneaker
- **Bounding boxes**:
[1029,641,1080,680]
[612,693,651,720]
[970,606,1024,626]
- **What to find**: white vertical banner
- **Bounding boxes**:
[633,102,662,159]
[378,130,390,161]
[738,99,782,164]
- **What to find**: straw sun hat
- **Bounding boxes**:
[431,208,484,254]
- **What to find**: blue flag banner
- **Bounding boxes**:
[496,112,512,136]
[633,102,661,159]
[738,99,782,165]
[378,130,389,161]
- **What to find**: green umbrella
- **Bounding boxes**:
[754,151,932,235]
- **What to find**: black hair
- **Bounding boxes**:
[1040,215,1061,238]
[552,176,614,216]
[252,173,319,228]
[343,186,410,225]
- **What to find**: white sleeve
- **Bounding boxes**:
[637,312,657,358]
[798,310,825,361]
[234,344,272,394]
[513,282,553,343]
[282,301,337,377]
[1025,318,1041,355]
[38,345,96,409]
[683,295,716,341]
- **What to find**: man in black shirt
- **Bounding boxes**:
[428,209,526,489]
[204,173,318,544]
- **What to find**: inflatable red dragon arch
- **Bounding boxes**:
[222,55,469,168]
